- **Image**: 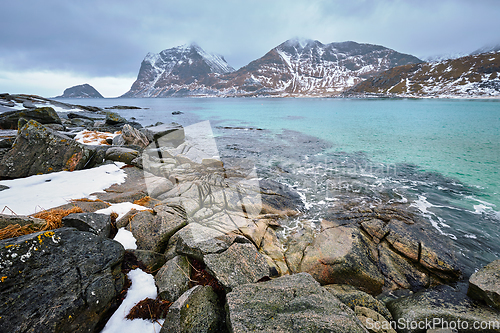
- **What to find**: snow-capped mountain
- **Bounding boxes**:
[214,39,422,96]
[345,51,500,98]
[122,40,422,97]
[122,44,235,97]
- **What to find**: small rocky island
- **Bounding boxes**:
[0,93,499,333]
[55,83,104,98]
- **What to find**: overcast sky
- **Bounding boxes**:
[1,0,499,97]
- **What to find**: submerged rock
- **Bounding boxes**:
[225,272,368,333]
[0,228,125,333]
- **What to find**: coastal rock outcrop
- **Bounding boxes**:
[0,228,125,333]
[225,272,368,332]
[0,120,98,178]
[386,285,500,333]
[467,259,500,310]
[0,106,62,129]
[287,205,461,295]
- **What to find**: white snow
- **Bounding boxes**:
[113,228,137,249]
[74,130,120,145]
[95,202,150,221]
[0,163,126,215]
[101,268,163,333]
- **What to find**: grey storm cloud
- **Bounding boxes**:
[1,0,500,77]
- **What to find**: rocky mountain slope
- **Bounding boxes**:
[214,39,422,97]
[345,51,500,98]
[56,83,103,98]
[122,39,422,97]
[121,44,235,97]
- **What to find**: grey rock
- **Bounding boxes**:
[259,179,305,213]
[387,285,500,333]
[354,306,397,333]
[155,255,191,302]
[105,111,127,125]
[323,284,393,320]
[146,122,185,143]
[61,212,111,237]
[121,123,149,148]
[299,223,385,295]
[0,213,46,229]
[226,272,368,333]
[468,259,500,310]
[0,120,96,178]
[160,285,225,333]
[204,242,270,292]
[0,137,15,148]
[104,146,139,164]
[129,249,167,274]
[171,222,250,262]
[0,107,62,129]
[0,228,125,333]
[112,134,126,146]
[128,204,187,253]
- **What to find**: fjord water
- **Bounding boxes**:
[61,97,500,274]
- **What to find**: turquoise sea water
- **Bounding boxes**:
[58,97,500,274]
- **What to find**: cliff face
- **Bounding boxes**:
[345,51,500,98]
[122,40,422,97]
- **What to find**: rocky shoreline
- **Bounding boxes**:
[0,94,499,332]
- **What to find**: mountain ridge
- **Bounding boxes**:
[122,39,422,97]
[345,51,500,98]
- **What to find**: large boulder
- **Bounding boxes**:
[291,205,461,295]
[155,255,192,302]
[299,223,385,295]
[120,123,149,148]
[160,285,225,333]
[61,212,112,237]
[0,107,62,129]
[128,203,187,253]
[0,213,45,229]
[204,242,270,292]
[0,120,96,178]
[105,146,139,164]
[387,285,500,333]
[146,122,185,144]
[0,228,125,333]
[225,272,368,333]
[468,259,500,310]
[323,284,393,320]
